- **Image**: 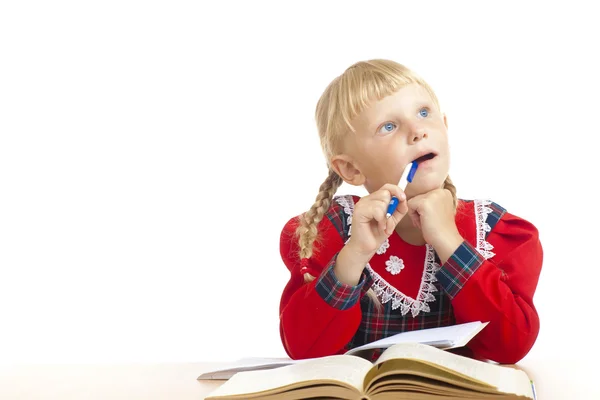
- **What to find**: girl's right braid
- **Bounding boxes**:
[296,169,343,281]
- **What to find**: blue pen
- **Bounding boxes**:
[386,161,418,218]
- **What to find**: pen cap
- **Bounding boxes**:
[407,162,418,182]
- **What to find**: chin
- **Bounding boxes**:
[412,175,447,194]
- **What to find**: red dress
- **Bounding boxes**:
[278,195,543,364]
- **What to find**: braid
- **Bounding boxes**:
[296,170,382,314]
[296,169,343,282]
[443,175,458,211]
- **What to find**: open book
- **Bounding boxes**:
[204,342,535,400]
[199,321,487,380]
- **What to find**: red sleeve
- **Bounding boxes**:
[439,211,543,364]
[278,211,367,360]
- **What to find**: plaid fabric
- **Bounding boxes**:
[315,197,505,357]
[485,201,506,231]
[437,241,484,299]
[315,254,366,311]
[325,195,354,238]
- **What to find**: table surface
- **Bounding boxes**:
[0,355,597,399]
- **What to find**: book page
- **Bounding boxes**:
[376,342,533,398]
[344,321,487,356]
[198,358,302,380]
[206,355,373,398]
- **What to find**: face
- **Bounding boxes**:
[332,83,450,198]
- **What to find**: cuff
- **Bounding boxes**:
[436,240,484,300]
[315,254,366,310]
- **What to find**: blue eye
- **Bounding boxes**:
[379,122,396,134]
[419,108,429,117]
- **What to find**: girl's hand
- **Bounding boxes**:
[407,188,464,263]
[346,184,409,259]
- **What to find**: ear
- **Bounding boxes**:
[443,113,448,129]
[330,154,365,186]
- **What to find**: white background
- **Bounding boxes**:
[1,0,598,389]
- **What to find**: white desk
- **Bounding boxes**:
[0,355,597,399]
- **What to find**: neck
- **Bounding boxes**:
[395,214,426,246]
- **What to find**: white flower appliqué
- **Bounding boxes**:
[385,256,405,275]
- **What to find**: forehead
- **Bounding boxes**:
[352,83,432,130]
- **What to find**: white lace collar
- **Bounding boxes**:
[335,196,495,317]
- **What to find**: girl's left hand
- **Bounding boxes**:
[407,188,464,261]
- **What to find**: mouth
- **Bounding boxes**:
[412,152,437,164]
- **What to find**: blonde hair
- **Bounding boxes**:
[297,59,458,309]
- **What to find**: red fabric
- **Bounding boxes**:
[278,199,543,364]
[450,213,543,363]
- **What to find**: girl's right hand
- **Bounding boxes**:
[346,184,409,259]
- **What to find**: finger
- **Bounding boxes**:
[369,197,395,233]
[411,214,421,229]
[379,184,406,203]
[376,185,407,223]
[358,202,387,232]
[386,199,408,233]
[406,194,423,210]
[385,213,397,235]
[367,189,395,208]
[393,198,409,217]
[407,207,421,230]
[370,205,388,233]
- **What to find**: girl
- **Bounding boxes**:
[278,59,543,365]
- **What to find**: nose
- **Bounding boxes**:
[409,126,428,143]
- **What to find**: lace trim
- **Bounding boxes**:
[335,195,496,317]
[335,196,353,237]
[474,199,495,259]
[367,246,440,317]
[334,195,440,317]
[376,239,390,255]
